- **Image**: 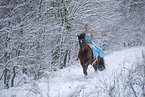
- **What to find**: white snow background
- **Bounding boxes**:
[0,47,144,97]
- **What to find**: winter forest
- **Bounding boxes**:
[0,0,145,97]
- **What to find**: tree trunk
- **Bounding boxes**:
[4,69,10,89]
[11,66,16,87]
[0,70,5,80]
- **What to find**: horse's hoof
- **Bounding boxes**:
[95,68,98,71]
[95,70,98,73]
[84,73,87,76]
[83,71,87,76]
[85,75,88,79]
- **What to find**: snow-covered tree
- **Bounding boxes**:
[0,0,144,89]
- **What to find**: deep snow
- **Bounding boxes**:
[0,47,144,97]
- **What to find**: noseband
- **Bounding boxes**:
[80,39,87,49]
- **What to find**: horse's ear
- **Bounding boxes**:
[77,35,80,39]
[83,33,85,37]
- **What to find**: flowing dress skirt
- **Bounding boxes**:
[85,34,105,59]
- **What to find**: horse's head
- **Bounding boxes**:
[77,33,87,51]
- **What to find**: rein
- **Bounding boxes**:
[80,45,86,49]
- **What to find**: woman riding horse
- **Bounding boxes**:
[77,24,105,62]
[83,24,105,61]
[77,24,105,75]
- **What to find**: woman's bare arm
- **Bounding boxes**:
[88,31,94,43]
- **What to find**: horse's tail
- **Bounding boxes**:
[98,58,105,71]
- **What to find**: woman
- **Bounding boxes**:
[82,24,105,61]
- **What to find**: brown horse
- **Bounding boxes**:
[77,33,105,75]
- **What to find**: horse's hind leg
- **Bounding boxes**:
[93,63,97,71]
[93,56,101,71]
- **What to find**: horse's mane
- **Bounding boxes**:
[78,33,85,40]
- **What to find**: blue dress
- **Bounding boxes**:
[85,33,105,59]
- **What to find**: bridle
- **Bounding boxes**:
[78,33,87,50]
[79,39,87,50]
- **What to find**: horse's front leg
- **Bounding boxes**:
[83,64,88,75]
[84,59,91,75]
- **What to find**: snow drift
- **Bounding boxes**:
[0,47,144,97]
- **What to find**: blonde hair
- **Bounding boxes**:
[85,24,88,27]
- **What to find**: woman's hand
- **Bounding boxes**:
[87,41,90,44]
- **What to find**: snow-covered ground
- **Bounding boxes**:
[0,47,144,97]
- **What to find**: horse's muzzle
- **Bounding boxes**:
[82,48,85,51]
[80,48,85,52]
